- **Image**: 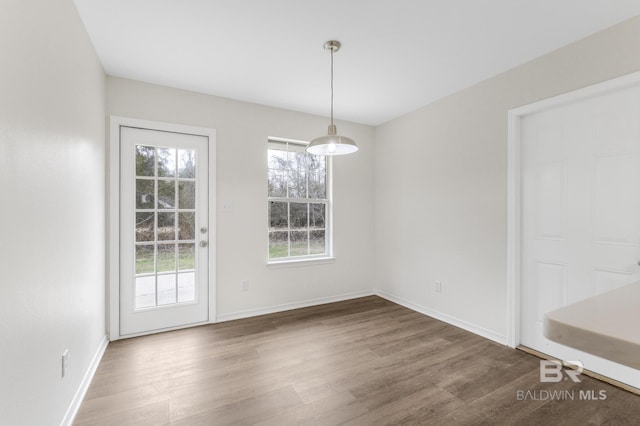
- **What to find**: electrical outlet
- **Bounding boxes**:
[61,350,69,378]
[435,280,442,293]
[241,280,249,291]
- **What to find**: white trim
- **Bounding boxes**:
[216,290,374,322]
[267,256,336,268]
[108,116,217,340]
[327,155,334,257]
[108,118,120,340]
[506,70,640,348]
[375,290,507,345]
[267,135,310,146]
[60,335,108,426]
[511,71,640,117]
[113,320,211,340]
[207,125,217,328]
[506,109,521,348]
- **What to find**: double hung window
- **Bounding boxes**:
[267,139,330,261]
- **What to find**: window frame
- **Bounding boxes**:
[267,137,334,265]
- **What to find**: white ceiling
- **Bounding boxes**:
[74,0,640,125]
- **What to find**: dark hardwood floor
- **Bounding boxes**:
[74,296,640,425]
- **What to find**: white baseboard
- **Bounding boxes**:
[216,290,376,323]
[61,335,109,426]
[375,289,507,345]
[216,289,507,346]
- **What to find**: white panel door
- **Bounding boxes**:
[521,85,640,389]
[120,126,209,336]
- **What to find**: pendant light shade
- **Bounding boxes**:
[307,124,358,155]
[307,40,358,156]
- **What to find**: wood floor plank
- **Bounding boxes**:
[74,296,640,425]
[254,391,369,426]
[171,386,302,425]
[73,400,170,426]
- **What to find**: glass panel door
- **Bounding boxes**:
[120,126,209,336]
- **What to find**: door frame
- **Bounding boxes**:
[507,71,640,348]
[108,116,217,340]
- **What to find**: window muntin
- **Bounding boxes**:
[268,139,330,261]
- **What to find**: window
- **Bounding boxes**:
[267,139,330,261]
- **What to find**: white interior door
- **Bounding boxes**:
[120,126,210,336]
[520,84,640,389]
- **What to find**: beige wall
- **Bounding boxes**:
[0,0,106,424]
[107,77,376,319]
[374,15,640,341]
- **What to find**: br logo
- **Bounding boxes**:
[539,360,583,383]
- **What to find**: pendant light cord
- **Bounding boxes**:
[330,46,334,126]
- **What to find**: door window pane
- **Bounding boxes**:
[157,148,176,177]
[136,179,154,209]
[178,272,195,302]
[178,243,195,270]
[136,145,155,177]
[157,212,175,240]
[157,274,177,305]
[136,245,155,274]
[178,149,196,178]
[178,212,195,240]
[135,276,156,309]
[157,244,176,272]
[178,181,195,209]
[136,212,154,242]
[157,180,175,209]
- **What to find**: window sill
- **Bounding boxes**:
[267,257,336,269]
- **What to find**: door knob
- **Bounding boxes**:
[199,240,208,247]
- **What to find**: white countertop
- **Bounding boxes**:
[543,281,640,370]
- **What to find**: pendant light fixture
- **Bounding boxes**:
[306,40,358,156]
